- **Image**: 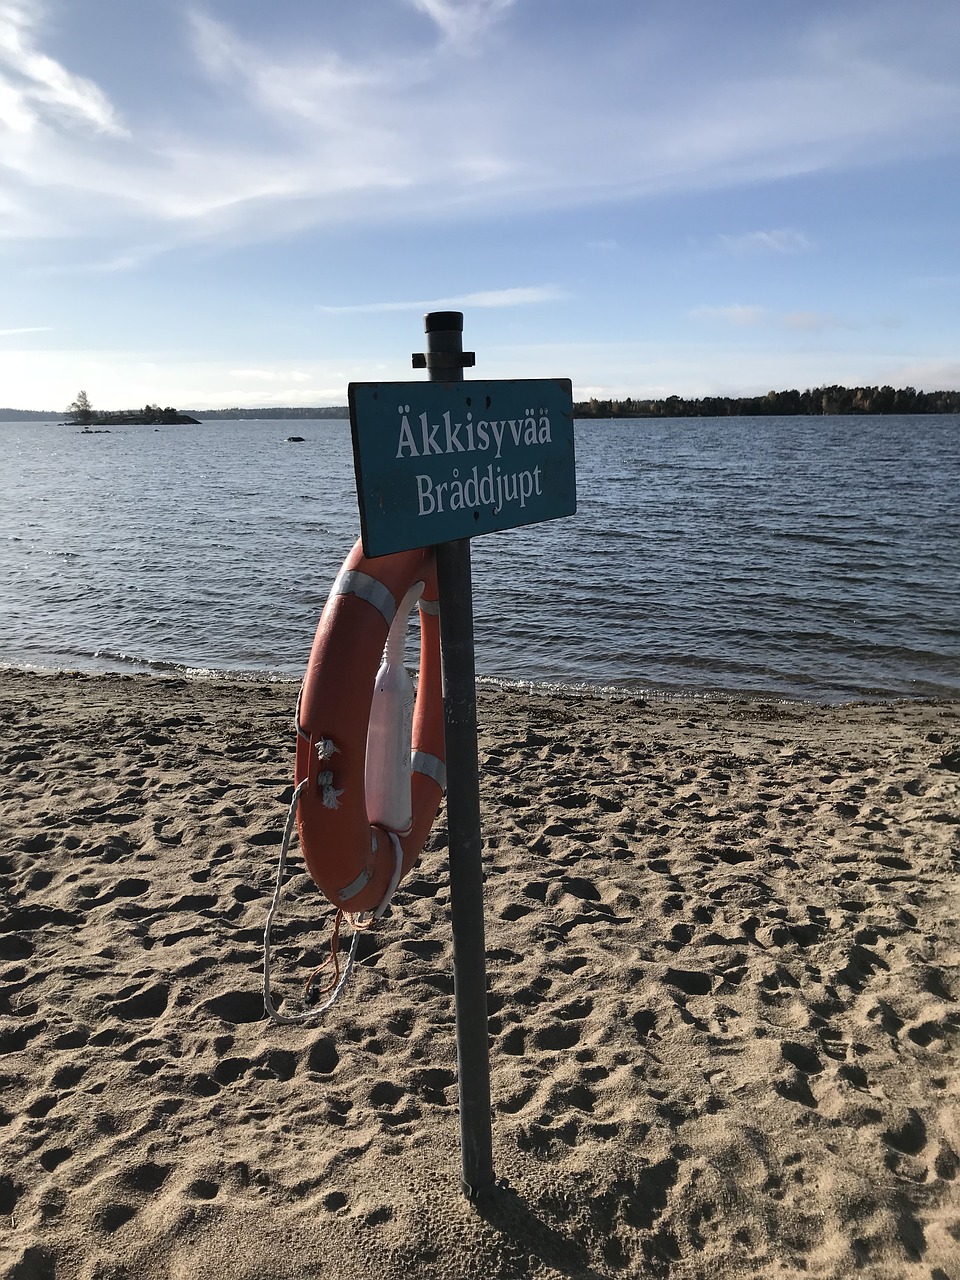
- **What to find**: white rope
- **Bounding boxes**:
[263,779,328,1025]
[262,783,404,1025]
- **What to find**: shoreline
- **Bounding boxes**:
[2,669,958,1279]
[2,659,957,710]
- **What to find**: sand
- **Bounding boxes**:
[1,668,958,1280]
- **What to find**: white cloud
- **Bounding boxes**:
[0,2,958,262]
[783,311,842,332]
[892,358,960,388]
[719,228,814,255]
[0,1,126,136]
[0,325,51,336]
[188,12,389,122]
[316,285,567,313]
[408,0,517,47]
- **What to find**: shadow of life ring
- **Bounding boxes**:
[295,538,445,916]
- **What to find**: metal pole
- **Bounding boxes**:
[415,311,494,1198]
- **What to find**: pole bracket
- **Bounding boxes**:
[412,351,476,371]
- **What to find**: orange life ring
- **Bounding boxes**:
[295,538,445,914]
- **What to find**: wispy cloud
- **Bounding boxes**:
[719,228,814,255]
[896,358,960,387]
[0,325,51,336]
[316,285,567,314]
[188,12,389,124]
[2,2,959,258]
[0,1,126,136]
[783,311,842,332]
[408,0,517,47]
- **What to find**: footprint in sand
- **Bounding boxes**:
[300,1039,337,1076]
[107,981,169,1020]
[93,1202,139,1233]
[882,1108,927,1156]
[201,988,264,1024]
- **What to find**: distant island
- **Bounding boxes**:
[68,392,200,427]
[2,406,203,422]
[52,391,199,428]
[3,383,959,422]
[78,408,200,427]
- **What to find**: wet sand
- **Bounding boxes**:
[1,669,959,1279]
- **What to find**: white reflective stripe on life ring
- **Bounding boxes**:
[412,750,446,790]
[332,569,396,627]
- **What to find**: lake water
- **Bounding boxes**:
[1,415,958,702]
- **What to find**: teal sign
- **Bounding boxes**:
[349,379,576,557]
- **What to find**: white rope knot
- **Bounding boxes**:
[317,770,343,810]
[315,739,342,808]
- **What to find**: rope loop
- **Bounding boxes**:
[263,781,404,1025]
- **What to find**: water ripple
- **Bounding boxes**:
[1,414,958,701]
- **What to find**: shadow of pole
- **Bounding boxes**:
[475,1179,611,1280]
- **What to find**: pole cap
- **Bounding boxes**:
[424,311,464,333]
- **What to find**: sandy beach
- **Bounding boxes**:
[2,668,958,1279]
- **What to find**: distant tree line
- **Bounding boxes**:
[574,385,960,418]
[90,404,200,426]
[5,384,960,423]
[0,409,57,419]
[191,406,349,419]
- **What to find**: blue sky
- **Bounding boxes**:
[2,0,959,411]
